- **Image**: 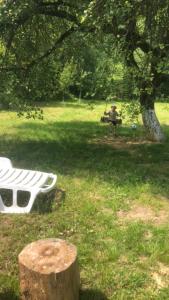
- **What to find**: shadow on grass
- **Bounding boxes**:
[0,120,169,198]
[80,288,108,299]
[33,188,66,214]
[0,288,108,300]
[0,290,18,300]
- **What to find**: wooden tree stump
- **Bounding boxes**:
[18,239,80,300]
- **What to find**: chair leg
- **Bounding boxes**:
[12,189,18,209]
[0,190,38,213]
[23,191,38,213]
[0,189,16,213]
[0,193,5,212]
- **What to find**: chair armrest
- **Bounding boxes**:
[40,174,57,193]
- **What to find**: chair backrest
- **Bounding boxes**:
[0,157,13,168]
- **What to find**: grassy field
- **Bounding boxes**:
[0,101,169,300]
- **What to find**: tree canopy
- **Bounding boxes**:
[0,0,169,141]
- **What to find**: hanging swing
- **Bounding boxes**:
[100,101,122,126]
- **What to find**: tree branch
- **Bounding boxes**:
[37,4,80,24]
[26,26,75,70]
[38,8,80,24]
[0,26,76,74]
[6,10,34,49]
[40,0,78,9]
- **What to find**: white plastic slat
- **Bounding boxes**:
[32,173,49,188]
[25,172,42,188]
[0,168,5,175]
[8,170,29,186]
[0,169,9,179]
[18,171,36,187]
[3,169,23,185]
[0,169,15,183]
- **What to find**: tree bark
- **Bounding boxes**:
[19,239,80,300]
[140,84,165,142]
[141,108,165,142]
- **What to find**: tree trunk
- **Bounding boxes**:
[78,85,82,103]
[141,108,165,142]
[140,82,165,142]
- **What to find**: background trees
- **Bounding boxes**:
[85,0,169,141]
[0,0,169,141]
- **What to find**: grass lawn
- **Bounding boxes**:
[0,101,169,300]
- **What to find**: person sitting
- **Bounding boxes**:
[101,105,122,126]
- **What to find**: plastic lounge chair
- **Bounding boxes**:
[0,157,57,214]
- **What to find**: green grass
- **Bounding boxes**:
[0,101,169,299]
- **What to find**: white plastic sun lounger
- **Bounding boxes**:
[0,157,57,214]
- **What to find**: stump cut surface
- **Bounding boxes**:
[19,238,77,274]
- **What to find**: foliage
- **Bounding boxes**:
[0,0,169,139]
[120,100,141,124]
[17,103,43,120]
[59,59,77,99]
[0,1,169,106]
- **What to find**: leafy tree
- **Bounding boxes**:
[59,59,77,100]
[84,0,169,141]
[0,0,169,141]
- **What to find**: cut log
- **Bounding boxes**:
[18,238,80,300]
